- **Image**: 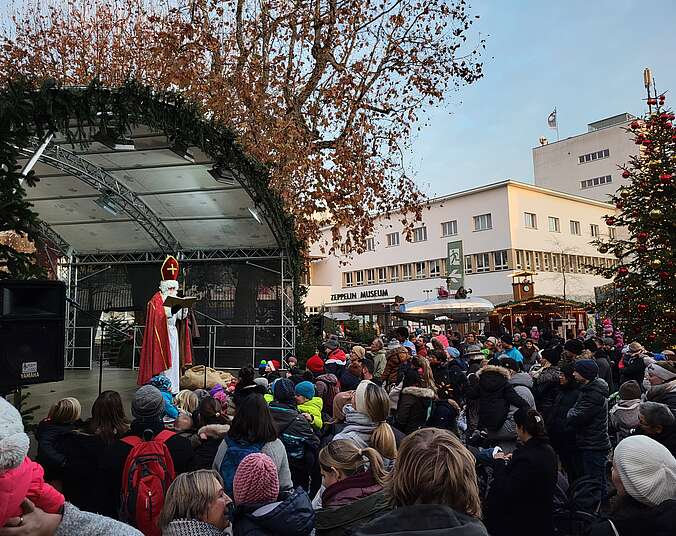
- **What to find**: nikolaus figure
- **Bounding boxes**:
[137,255,193,394]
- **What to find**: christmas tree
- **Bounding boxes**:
[594,90,676,349]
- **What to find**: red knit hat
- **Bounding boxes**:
[233,453,279,505]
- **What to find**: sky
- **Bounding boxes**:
[410,0,676,197]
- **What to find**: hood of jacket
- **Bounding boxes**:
[401,386,436,399]
[322,471,382,507]
[581,377,609,397]
[354,504,488,535]
[236,488,314,535]
[646,380,676,401]
[269,402,301,428]
[316,373,339,385]
[477,365,510,392]
[509,372,533,389]
[316,490,389,532]
[163,519,226,536]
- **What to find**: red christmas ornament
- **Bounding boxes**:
[630,120,640,129]
[660,271,670,281]
[648,333,657,342]
[668,113,675,120]
[648,98,657,106]
[618,266,629,277]
[666,122,673,128]
[660,173,672,183]
[637,245,647,254]
[637,303,648,313]
[637,232,648,242]
[642,139,652,146]
[605,216,615,226]
[672,134,676,141]
[622,170,630,178]
[660,113,670,120]
[616,201,624,209]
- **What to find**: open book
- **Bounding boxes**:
[163,295,198,309]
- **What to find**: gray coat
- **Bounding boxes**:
[55,503,142,536]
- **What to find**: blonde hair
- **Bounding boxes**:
[386,428,481,518]
[319,439,386,485]
[159,470,224,529]
[417,356,437,393]
[48,397,81,424]
[361,382,397,459]
[175,390,199,413]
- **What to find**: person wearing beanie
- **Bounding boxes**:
[149,375,180,420]
[610,381,642,442]
[268,379,319,491]
[232,452,314,536]
[306,347,326,377]
[588,436,676,536]
[567,359,611,502]
[295,381,324,431]
[498,335,525,366]
[0,396,65,527]
[645,361,676,416]
[590,338,615,395]
[546,364,582,482]
[100,386,194,515]
[532,346,562,422]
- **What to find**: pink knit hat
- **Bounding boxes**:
[233,453,279,505]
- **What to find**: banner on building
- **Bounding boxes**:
[446,240,464,291]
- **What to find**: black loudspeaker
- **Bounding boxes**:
[0,280,66,390]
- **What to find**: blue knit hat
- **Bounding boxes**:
[574,359,599,381]
[295,381,315,400]
[149,374,172,392]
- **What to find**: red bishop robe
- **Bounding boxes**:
[137,292,193,386]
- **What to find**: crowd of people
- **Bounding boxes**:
[1,325,675,535]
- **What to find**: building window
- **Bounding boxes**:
[515,250,523,269]
[429,259,441,278]
[548,216,560,233]
[524,212,538,229]
[402,264,412,281]
[475,253,490,273]
[415,261,426,279]
[579,148,610,164]
[355,270,364,285]
[344,272,353,287]
[535,252,542,271]
[389,265,399,282]
[525,251,533,270]
[590,224,599,237]
[570,220,581,235]
[386,232,400,247]
[473,213,492,231]
[543,253,550,271]
[366,268,375,285]
[581,175,612,189]
[464,255,473,274]
[412,226,427,242]
[441,220,458,237]
[366,237,375,251]
[378,267,387,283]
[493,250,508,271]
[608,227,615,239]
[552,254,559,271]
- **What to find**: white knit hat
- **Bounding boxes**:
[614,435,676,507]
[0,396,30,471]
[354,380,375,414]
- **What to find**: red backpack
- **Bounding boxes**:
[120,429,176,536]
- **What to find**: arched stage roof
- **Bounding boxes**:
[10,81,299,263]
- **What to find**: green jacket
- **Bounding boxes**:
[298,396,324,430]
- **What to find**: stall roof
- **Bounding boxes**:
[21,129,277,254]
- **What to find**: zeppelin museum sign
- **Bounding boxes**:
[330,289,389,302]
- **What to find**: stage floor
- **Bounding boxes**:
[26,368,139,423]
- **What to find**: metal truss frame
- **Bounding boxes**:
[280,256,296,364]
[21,141,181,253]
[57,255,79,368]
[71,248,284,265]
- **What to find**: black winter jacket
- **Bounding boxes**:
[100,419,194,518]
[36,419,82,481]
[395,386,436,435]
[427,400,459,435]
[620,354,646,385]
[485,437,558,536]
[269,402,320,460]
[466,366,529,432]
[547,382,580,454]
[566,378,611,451]
[354,504,489,535]
[232,487,314,536]
[588,497,676,536]
[532,366,560,421]
[594,349,615,393]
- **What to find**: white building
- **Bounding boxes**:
[305,180,617,323]
[533,113,636,202]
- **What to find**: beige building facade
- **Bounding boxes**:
[306,180,617,317]
[533,113,636,202]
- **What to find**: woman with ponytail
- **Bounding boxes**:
[485,408,558,536]
[315,439,390,536]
